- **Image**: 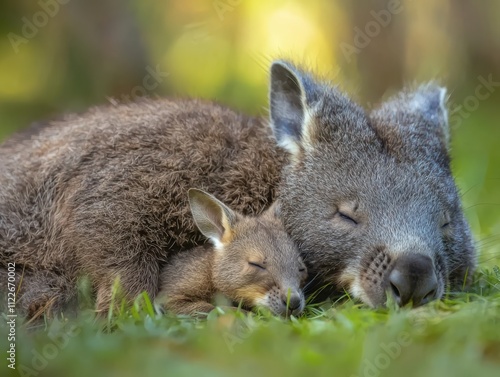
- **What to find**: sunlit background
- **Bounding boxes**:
[1,0,499,265]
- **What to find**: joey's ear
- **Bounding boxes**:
[188,189,237,247]
[269,60,319,157]
[263,201,282,220]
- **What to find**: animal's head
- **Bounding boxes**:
[269,60,476,307]
[188,188,307,316]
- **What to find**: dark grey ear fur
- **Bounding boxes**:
[269,62,305,146]
[406,83,449,146]
[370,83,450,161]
[269,60,319,156]
[269,60,370,157]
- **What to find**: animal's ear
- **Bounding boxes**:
[371,83,450,153]
[263,201,282,220]
[406,84,449,146]
[188,189,237,248]
[269,60,319,157]
[270,60,373,158]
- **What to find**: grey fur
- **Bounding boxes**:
[0,60,475,316]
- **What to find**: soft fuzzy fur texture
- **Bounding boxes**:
[0,98,285,315]
[157,190,306,317]
[0,61,475,317]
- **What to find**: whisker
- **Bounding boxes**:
[303,273,321,292]
[475,233,500,243]
[477,255,500,264]
[476,241,500,251]
[475,239,500,248]
[464,202,500,210]
[477,244,500,252]
[459,183,483,199]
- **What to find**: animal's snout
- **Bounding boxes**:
[387,254,438,307]
[281,290,304,315]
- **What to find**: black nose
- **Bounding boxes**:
[282,293,302,311]
[388,254,438,307]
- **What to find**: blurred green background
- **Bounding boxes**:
[0,0,499,264]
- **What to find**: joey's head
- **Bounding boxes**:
[188,189,307,316]
[269,61,476,308]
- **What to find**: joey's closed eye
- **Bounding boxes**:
[248,261,266,270]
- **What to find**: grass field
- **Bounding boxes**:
[1,100,500,377]
[2,2,500,376]
[0,268,499,377]
[1,47,500,377]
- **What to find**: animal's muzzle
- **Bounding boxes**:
[281,290,305,316]
[386,254,438,307]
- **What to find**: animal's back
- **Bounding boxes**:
[1,60,475,315]
[0,98,285,310]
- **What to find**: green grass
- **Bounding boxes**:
[1,74,499,377]
[1,268,499,377]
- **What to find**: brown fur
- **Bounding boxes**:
[0,267,77,320]
[0,60,475,315]
[157,190,307,316]
[0,99,285,313]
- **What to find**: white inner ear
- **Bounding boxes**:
[276,99,317,158]
[438,87,448,116]
[277,135,301,156]
[438,87,450,145]
[301,104,318,150]
[410,86,450,142]
[211,239,224,252]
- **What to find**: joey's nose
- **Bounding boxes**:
[388,254,438,307]
[282,292,303,312]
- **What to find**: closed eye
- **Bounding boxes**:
[441,212,451,229]
[248,261,266,270]
[338,212,358,225]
